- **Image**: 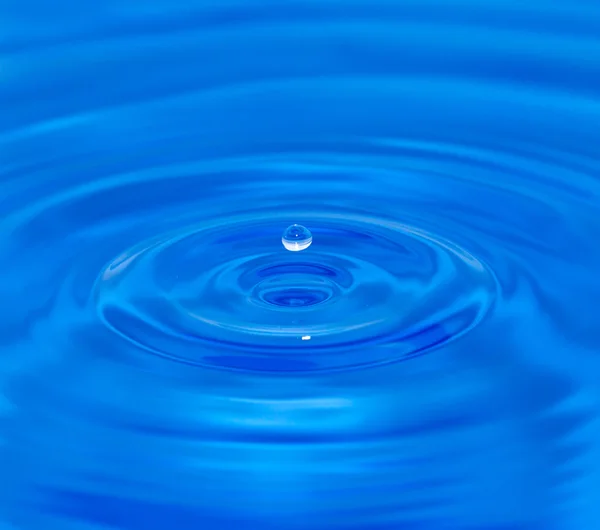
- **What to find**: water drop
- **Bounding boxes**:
[282,224,313,252]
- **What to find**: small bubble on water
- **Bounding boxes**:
[282,224,313,252]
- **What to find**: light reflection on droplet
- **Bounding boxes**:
[282,224,313,251]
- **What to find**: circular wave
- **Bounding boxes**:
[94,209,496,371]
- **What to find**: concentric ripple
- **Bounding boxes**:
[95,211,496,371]
[2,1,600,529]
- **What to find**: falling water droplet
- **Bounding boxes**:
[282,224,313,252]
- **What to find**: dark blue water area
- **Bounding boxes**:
[2,1,600,528]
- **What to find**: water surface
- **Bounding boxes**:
[1,1,600,529]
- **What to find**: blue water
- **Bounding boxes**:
[2,1,600,529]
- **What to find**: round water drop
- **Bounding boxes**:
[282,224,313,252]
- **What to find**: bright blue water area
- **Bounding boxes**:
[1,1,600,529]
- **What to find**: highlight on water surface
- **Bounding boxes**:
[282,224,313,251]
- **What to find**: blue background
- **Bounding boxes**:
[1,1,600,529]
